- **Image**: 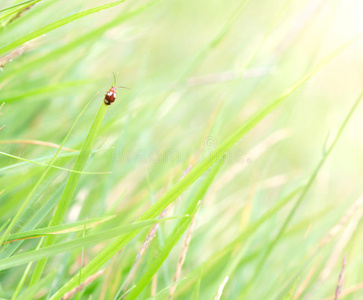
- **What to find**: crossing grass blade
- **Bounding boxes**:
[0,148,109,173]
[0,150,110,174]
[0,0,38,14]
[0,0,40,22]
[0,0,126,56]
[48,36,358,300]
[4,215,114,243]
[0,217,184,271]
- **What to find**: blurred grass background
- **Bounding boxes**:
[0,0,362,299]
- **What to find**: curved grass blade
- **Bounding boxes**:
[0,0,126,56]
[49,36,359,300]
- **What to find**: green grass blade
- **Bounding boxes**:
[11,236,45,300]
[17,270,56,300]
[0,151,110,174]
[5,2,156,79]
[3,80,93,103]
[282,277,299,300]
[0,220,10,234]
[0,0,38,14]
[0,148,109,173]
[49,37,357,300]
[0,1,126,56]
[4,216,114,243]
[0,218,182,271]
[29,101,107,285]
[0,0,40,22]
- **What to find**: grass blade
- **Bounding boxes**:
[4,216,114,243]
[0,150,110,174]
[0,1,126,56]
[29,101,107,285]
[5,2,155,79]
[0,218,182,271]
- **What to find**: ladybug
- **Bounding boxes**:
[104,73,130,106]
[104,86,117,105]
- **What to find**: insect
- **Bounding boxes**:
[104,73,130,106]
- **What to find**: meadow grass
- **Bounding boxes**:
[0,0,362,299]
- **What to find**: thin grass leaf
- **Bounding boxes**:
[5,2,156,79]
[282,277,299,300]
[0,148,109,173]
[0,0,126,56]
[18,270,56,300]
[3,80,94,103]
[49,36,358,300]
[29,101,108,285]
[4,215,114,243]
[0,150,110,174]
[0,218,183,271]
[11,236,45,300]
[0,0,38,14]
[0,218,9,231]
[0,0,39,22]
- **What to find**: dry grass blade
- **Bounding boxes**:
[60,270,104,300]
[120,165,192,293]
[319,197,363,249]
[0,139,77,151]
[334,254,347,300]
[168,213,197,299]
[0,40,36,68]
